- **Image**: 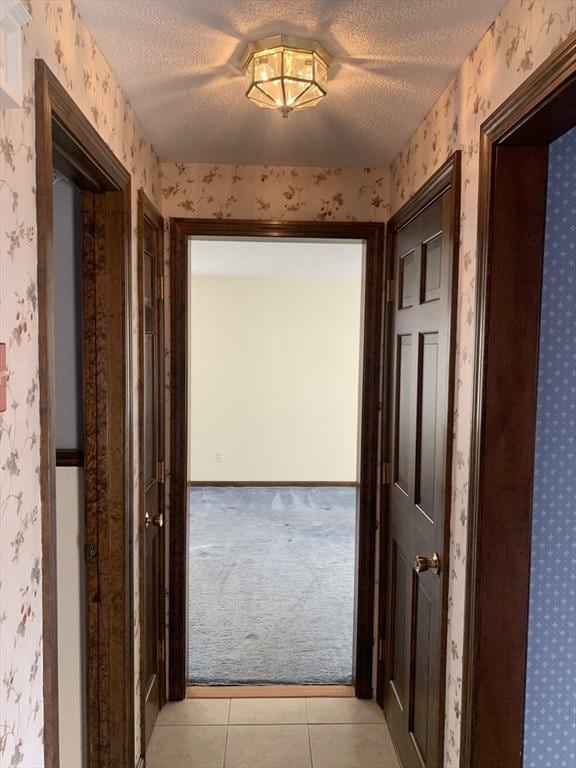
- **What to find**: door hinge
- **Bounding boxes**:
[378,636,384,661]
[157,460,166,484]
[84,543,97,565]
[157,274,165,301]
[382,462,391,485]
[385,279,395,303]
[159,638,165,663]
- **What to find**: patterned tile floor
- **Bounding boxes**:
[147,697,400,768]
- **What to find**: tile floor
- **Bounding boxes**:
[147,697,400,768]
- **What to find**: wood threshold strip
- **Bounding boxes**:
[188,481,359,487]
[187,685,355,699]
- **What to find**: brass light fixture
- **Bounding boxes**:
[241,35,332,118]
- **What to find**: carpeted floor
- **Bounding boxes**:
[188,486,356,685]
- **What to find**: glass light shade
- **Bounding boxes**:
[242,35,331,117]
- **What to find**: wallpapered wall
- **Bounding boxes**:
[160,163,390,221]
[388,0,575,763]
[523,125,576,768]
[0,1,161,766]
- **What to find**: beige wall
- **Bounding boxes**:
[189,274,363,481]
[55,468,86,768]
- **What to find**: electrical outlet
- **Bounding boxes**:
[215,451,223,463]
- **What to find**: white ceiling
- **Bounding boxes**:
[189,238,364,278]
[75,0,506,167]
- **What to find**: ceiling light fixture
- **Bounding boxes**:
[241,35,331,118]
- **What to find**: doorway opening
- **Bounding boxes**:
[52,170,87,768]
[169,219,385,701]
[166,184,459,765]
[461,34,576,768]
[35,59,134,768]
[187,237,365,687]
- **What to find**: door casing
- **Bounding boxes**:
[35,59,134,768]
[168,219,385,701]
[461,33,576,768]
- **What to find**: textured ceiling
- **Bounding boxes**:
[74,0,506,167]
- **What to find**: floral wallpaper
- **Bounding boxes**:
[389,0,575,764]
[0,1,160,766]
[160,163,390,222]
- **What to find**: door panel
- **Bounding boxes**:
[395,335,413,493]
[139,197,166,752]
[383,187,457,768]
[413,578,432,759]
[391,543,411,709]
[416,333,439,519]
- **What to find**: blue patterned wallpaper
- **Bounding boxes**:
[523,126,576,767]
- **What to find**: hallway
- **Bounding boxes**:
[147,697,400,768]
[2,1,575,767]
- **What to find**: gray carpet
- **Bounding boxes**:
[188,486,356,685]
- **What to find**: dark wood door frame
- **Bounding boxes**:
[35,59,134,768]
[169,218,386,701]
[461,34,576,768]
[137,190,166,760]
[375,152,461,765]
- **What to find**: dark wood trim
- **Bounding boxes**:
[375,210,395,712]
[35,58,60,768]
[55,449,85,467]
[484,33,576,147]
[188,481,359,487]
[138,188,166,763]
[168,218,189,702]
[387,154,460,234]
[140,188,164,230]
[137,187,145,759]
[169,218,385,700]
[461,33,576,768]
[35,59,134,768]
[171,219,384,239]
[375,152,461,762]
[82,190,100,768]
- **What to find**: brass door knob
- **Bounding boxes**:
[414,552,440,575]
[145,512,164,529]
